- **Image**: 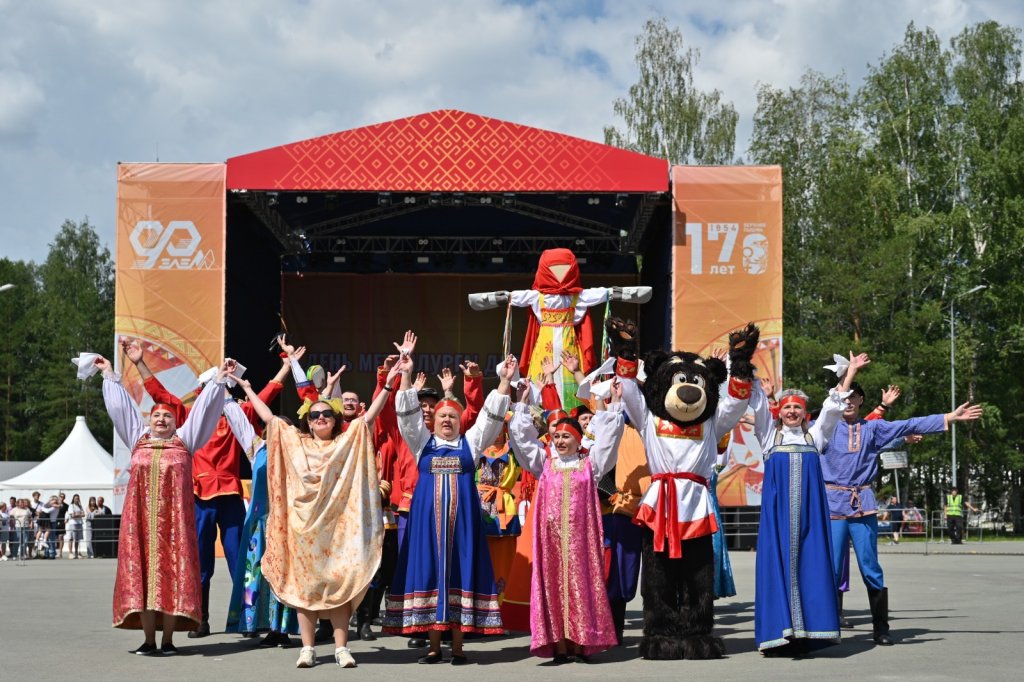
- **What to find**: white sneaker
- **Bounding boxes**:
[335,646,356,668]
[296,646,317,668]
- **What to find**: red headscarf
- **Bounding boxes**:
[520,248,596,372]
[530,248,583,295]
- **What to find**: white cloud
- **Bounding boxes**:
[0,0,1021,262]
[0,70,45,139]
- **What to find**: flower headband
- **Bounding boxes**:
[296,397,344,419]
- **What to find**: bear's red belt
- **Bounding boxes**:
[650,471,708,559]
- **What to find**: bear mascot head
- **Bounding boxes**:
[605,317,759,428]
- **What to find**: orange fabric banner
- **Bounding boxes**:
[112,163,226,511]
[671,166,783,506]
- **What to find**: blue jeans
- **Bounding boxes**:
[17,528,31,558]
[830,516,884,591]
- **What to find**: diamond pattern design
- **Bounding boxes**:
[227,109,667,192]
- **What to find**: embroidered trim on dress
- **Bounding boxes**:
[146,440,164,610]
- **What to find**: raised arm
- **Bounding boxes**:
[233,375,274,425]
[395,351,430,458]
[222,392,259,459]
[97,356,144,448]
[808,352,869,449]
[464,354,514,458]
[362,361,404,425]
[587,382,625,479]
[749,378,774,448]
[122,338,154,382]
[178,360,231,452]
[507,402,547,478]
[130,340,188,424]
[460,361,484,430]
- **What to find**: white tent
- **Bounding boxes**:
[0,416,114,502]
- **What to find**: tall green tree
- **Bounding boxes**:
[605,17,738,164]
[748,20,1024,527]
[28,219,115,456]
[0,259,40,461]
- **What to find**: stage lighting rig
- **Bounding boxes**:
[502,193,516,207]
[378,192,392,207]
[615,193,628,208]
[428,192,442,207]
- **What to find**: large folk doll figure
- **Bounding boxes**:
[468,248,650,410]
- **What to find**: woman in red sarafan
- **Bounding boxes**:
[95,355,230,656]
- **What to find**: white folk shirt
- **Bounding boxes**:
[619,375,751,549]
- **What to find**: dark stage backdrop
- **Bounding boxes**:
[279,272,640,413]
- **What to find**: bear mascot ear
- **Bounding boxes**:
[642,349,670,376]
[704,357,728,385]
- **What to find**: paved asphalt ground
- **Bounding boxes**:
[3,541,1022,681]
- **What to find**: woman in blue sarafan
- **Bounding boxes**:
[383,346,514,665]
[751,352,868,657]
[222,421,299,647]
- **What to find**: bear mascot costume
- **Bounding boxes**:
[606,317,759,659]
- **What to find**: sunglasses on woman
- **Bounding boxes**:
[308,409,336,421]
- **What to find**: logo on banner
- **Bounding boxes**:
[684,222,769,275]
[129,220,216,270]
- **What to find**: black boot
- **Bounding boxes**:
[188,583,211,638]
[839,591,853,628]
[609,598,627,644]
[314,618,333,644]
[868,587,894,645]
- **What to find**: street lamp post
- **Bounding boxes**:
[1,284,12,461]
[950,284,986,488]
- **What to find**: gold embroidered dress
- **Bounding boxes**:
[102,374,225,631]
[262,417,383,611]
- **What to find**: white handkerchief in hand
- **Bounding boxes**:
[71,353,101,380]
[228,362,247,388]
[577,357,616,400]
[823,354,850,379]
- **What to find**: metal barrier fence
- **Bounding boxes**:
[1,515,120,561]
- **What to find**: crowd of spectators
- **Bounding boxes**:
[0,492,112,560]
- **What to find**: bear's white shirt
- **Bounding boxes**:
[619,377,750,527]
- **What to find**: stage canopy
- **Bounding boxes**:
[224,109,672,267]
[226,108,668,193]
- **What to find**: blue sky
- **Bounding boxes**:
[1,0,1021,264]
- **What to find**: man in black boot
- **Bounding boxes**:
[188,584,212,638]
[609,599,628,645]
[314,618,333,644]
[822,383,982,649]
[868,587,894,645]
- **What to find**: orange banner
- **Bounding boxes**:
[112,163,226,511]
[672,166,783,506]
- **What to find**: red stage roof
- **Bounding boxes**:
[226,109,668,193]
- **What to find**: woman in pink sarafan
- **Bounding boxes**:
[95,355,230,656]
[507,378,625,664]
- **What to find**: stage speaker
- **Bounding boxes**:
[91,514,121,558]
